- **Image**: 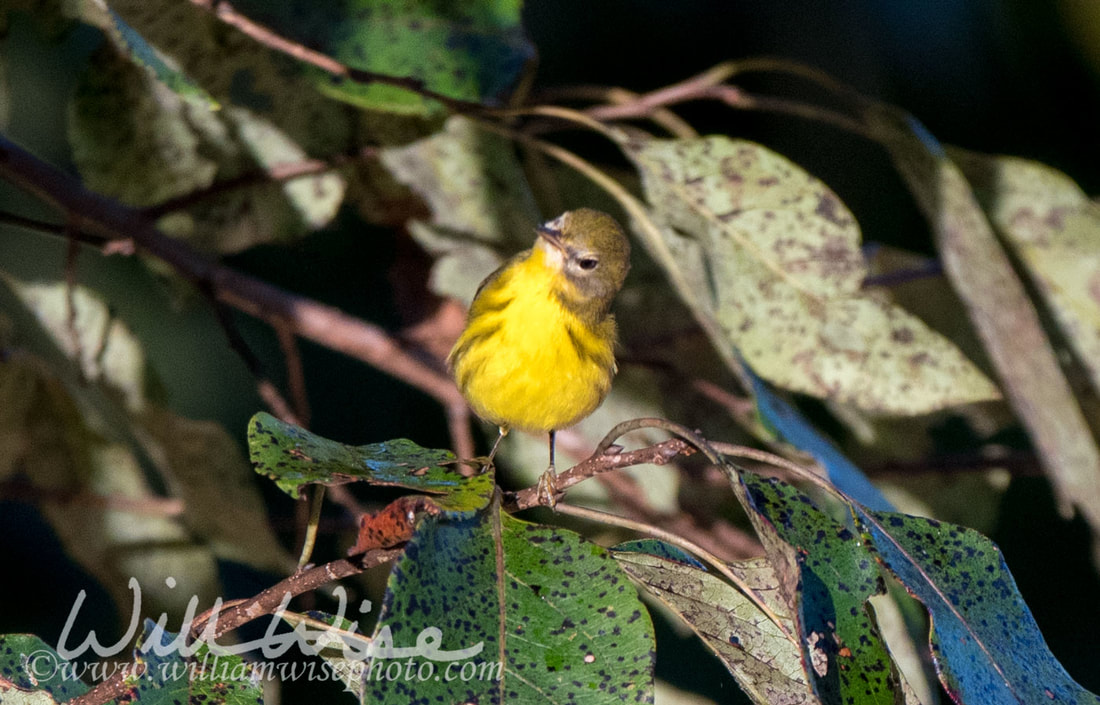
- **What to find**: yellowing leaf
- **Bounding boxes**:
[614,549,811,705]
[380,116,541,302]
[951,150,1100,399]
[622,134,999,414]
[7,277,147,413]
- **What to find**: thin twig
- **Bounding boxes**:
[543,59,866,137]
[504,437,693,511]
[534,85,697,139]
[595,470,762,561]
[141,147,380,219]
[578,62,738,124]
[702,85,869,137]
[204,291,303,426]
[274,320,311,427]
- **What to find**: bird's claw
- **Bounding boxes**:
[536,466,559,509]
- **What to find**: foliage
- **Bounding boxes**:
[2,1,1100,705]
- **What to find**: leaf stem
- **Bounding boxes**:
[298,485,326,568]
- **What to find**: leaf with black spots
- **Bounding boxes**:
[855,509,1100,704]
[865,106,1100,550]
[248,412,491,514]
[612,544,813,705]
[365,510,655,703]
[741,473,905,704]
[621,133,999,414]
[223,0,534,114]
[0,635,88,702]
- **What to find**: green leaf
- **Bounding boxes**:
[950,149,1100,400]
[855,509,1100,704]
[610,539,706,569]
[864,106,1100,543]
[0,635,89,701]
[74,2,216,107]
[366,511,655,703]
[68,46,219,209]
[740,473,904,704]
[613,546,812,705]
[622,133,999,415]
[98,0,451,231]
[247,412,491,513]
[105,0,353,154]
[228,0,534,114]
[128,619,265,704]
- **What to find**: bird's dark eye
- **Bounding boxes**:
[578,257,599,271]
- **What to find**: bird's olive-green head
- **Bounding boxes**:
[536,208,631,321]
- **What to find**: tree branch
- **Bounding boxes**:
[0,136,474,460]
[503,437,693,511]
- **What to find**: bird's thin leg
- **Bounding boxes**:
[536,430,560,508]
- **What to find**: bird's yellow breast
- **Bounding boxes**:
[449,247,617,433]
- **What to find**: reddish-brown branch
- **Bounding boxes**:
[0,136,474,460]
[197,549,402,640]
[274,320,311,427]
[504,438,693,511]
[542,63,866,139]
[67,549,400,705]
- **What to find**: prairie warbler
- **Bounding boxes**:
[448,208,631,500]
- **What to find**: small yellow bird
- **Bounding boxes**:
[448,208,631,500]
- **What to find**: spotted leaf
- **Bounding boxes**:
[365,511,655,703]
[622,134,999,414]
[856,510,1100,704]
[741,472,905,704]
[0,635,88,702]
[247,412,491,514]
[224,0,534,114]
[613,545,813,705]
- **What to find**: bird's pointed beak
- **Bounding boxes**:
[537,225,566,253]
